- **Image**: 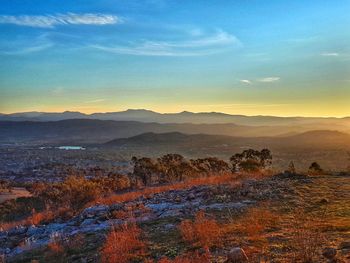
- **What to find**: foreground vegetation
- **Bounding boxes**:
[0,149,349,262]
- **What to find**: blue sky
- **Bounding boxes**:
[0,0,349,116]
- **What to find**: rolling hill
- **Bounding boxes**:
[104,130,350,151]
[1,117,350,146]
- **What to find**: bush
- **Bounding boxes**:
[32,176,102,212]
[101,223,145,263]
[179,211,221,250]
[308,162,323,175]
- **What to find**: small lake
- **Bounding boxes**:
[57,146,85,150]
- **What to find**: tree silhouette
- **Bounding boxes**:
[230,149,272,172]
[308,162,323,175]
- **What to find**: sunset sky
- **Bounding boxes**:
[0,0,349,116]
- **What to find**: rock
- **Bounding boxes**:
[44,223,66,233]
[80,219,96,226]
[26,225,44,237]
[174,196,182,203]
[163,223,175,230]
[146,202,173,212]
[8,226,27,236]
[187,193,196,200]
[225,247,248,263]
[322,247,337,260]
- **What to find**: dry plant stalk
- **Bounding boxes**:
[101,222,145,263]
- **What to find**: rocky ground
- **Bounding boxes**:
[1,173,349,262]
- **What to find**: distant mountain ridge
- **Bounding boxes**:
[1,109,349,127]
[1,118,350,145]
[104,130,350,150]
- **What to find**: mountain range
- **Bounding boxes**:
[1,109,349,127]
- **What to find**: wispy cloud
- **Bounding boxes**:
[91,30,241,56]
[0,13,121,28]
[240,79,252,85]
[0,34,53,55]
[84,99,106,103]
[258,77,280,83]
[1,43,53,55]
[321,52,339,57]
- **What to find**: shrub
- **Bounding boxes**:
[238,207,276,241]
[308,162,323,175]
[101,223,145,263]
[32,176,102,212]
[227,206,277,259]
[47,241,64,254]
[179,211,221,250]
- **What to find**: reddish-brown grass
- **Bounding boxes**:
[0,209,55,231]
[0,174,237,231]
[220,206,278,259]
[289,210,326,262]
[101,223,145,263]
[47,241,64,254]
[96,173,238,206]
[238,207,277,241]
[179,210,222,250]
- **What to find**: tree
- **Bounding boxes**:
[131,157,161,186]
[158,154,193,182]
[308,162,323,175]
[230,149,272,172]
[190,157,230,175]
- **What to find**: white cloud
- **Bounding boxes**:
[91,30,241,56]
[258,77,280,83]
[240,79,252,85]
[321,52,339,57]
[0,13,121,28]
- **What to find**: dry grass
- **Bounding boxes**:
[95,173,238,206]
[237,207,277,241]
[289,210,326,262]
[47,241,64,254]
[1,173,238,232]
[0,209,55,231]
[221,205,278,260]
[101,223,145,263]
[179,210,222,250]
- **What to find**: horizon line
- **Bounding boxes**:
[1,108,349,119]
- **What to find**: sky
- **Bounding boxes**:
[0,0,349,117]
